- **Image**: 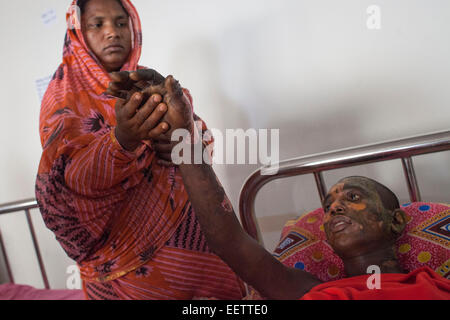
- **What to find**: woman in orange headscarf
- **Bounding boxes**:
[35,0,245,300]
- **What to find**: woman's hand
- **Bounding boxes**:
[109,70,196,164]
[114,92,169,152]
[109,70,194,137]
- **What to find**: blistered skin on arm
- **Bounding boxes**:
[178,159,322,300]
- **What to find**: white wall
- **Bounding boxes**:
[0,0,449,289]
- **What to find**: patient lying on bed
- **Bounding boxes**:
[111,73,449,300]
[182,173,450,300]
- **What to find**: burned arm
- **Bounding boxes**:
[178,161,322,299]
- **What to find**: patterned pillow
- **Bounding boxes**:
[272,202,450,282]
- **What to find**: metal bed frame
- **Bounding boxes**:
[239,130,450,244]
[0,199,48,289]
[0,130,449,288]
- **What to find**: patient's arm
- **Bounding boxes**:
[178,157,322,299]
[137,76,322,298]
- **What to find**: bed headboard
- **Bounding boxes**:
[239,130,450,244]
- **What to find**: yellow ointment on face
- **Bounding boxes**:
[347,202,367,211]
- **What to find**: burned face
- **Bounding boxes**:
[323,177,396,259]
[81,0,132,72]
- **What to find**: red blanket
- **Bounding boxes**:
[301,267,450,300]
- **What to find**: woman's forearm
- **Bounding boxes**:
[64,129,150,195]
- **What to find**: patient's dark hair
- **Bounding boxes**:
[78,0,128,15]
[340,176,400,212]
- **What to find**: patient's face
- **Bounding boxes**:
[323,178,392,259]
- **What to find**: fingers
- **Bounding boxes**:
[140,102,167,132]
[106,88,130,100]
[110,71,141,91]
[108,82,128,93]
[129,69,165,85]
[108,71,134,93]
[108,71,149,99]
[147,121,170,140]
[115,96,126,109]
[134,94,163,126]
[108,72,176,105]
[107,69,167,102]
[122,92,144,119]
[110,71,131,83]
[141,83,167,98]
[133,80,152,91]
[109,80,165,101]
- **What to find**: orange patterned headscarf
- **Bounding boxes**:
[35,0,192,282]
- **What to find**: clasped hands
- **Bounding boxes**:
[106,69,196,166]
